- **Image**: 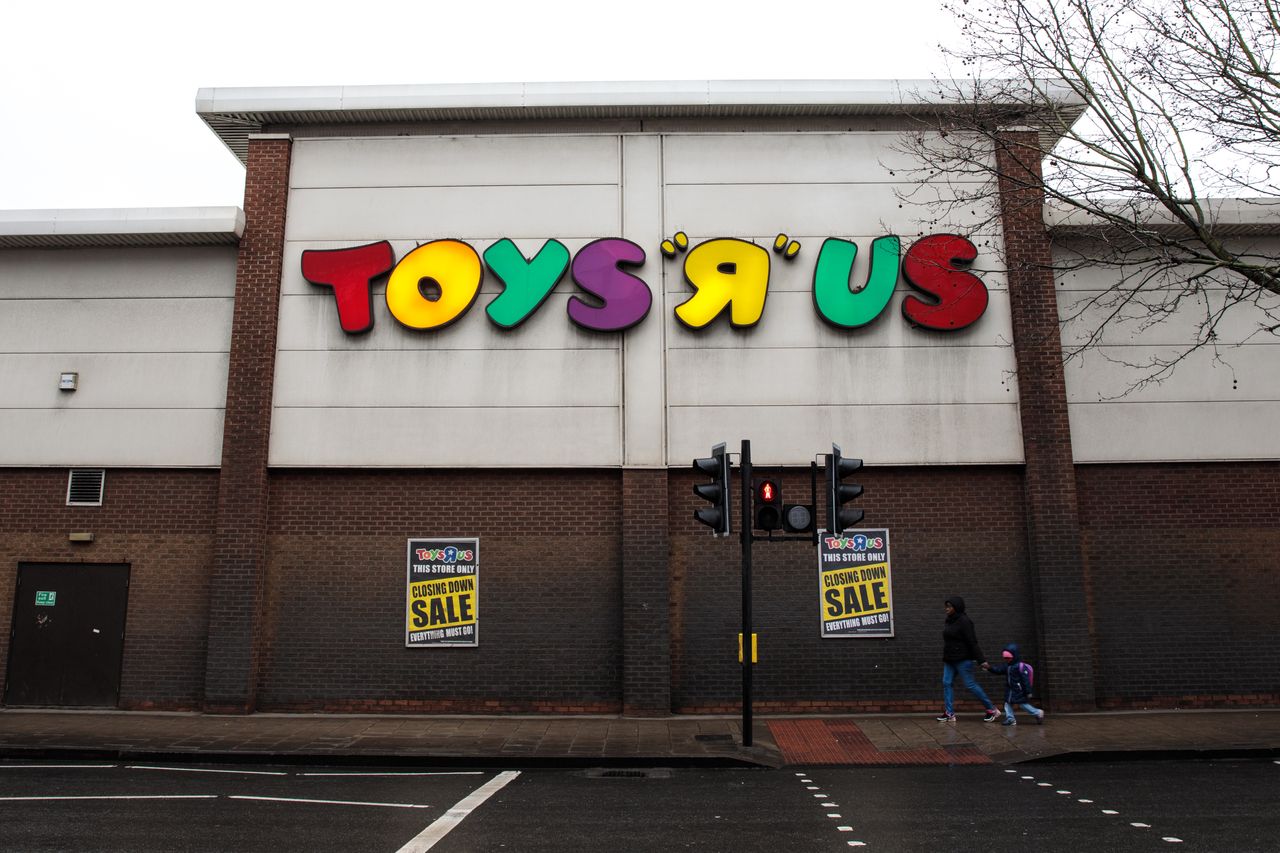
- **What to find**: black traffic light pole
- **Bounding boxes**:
[739,439,753,747]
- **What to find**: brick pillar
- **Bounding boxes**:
[204,136,292,713]
[996,131,1097,709]
[621,469,672,715]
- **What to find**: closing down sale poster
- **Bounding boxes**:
[406,538,479,647]
[818,530,893,638]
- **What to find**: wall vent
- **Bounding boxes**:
[67,469,106,506]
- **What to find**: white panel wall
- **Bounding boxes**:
[0,247,237,466]
[1057,239,1280,462]
[274,136,625,467]
[275,130,1020,468]
[660,132,1020,466]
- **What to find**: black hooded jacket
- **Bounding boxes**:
[942,595,985,664]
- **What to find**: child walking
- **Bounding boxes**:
[984,643,1045,726]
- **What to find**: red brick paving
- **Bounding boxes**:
[769,719,990,766]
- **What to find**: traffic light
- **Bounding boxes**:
[826,443,864,534]
[753,478,783,531]
[782,503,814,533]
[692,442,731,536]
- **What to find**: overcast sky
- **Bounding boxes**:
[0,0,963,211]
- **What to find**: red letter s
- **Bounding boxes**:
[900,235,988,331]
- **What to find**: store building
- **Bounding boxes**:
[1,81,1276,715]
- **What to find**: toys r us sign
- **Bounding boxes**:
[302,231,989,335]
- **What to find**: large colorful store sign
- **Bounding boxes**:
[302,233,989,334]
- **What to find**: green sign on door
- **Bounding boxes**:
[35,591,56,606]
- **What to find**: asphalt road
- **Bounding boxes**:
[0,758,1276,852]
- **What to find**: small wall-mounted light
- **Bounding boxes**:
[68,532,95,543]
[59,372,78,391]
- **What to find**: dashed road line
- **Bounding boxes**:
[1005,769,1185,844]
[0,794,216,802]
[0,764,117,770]
[795,770,867,848]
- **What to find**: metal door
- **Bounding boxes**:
[5,563,130,706]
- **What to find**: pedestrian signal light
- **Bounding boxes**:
[753,477,783,531]
[692,442,731,536]
[826,443,864,534]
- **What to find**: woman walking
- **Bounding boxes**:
[936,596,1000,722]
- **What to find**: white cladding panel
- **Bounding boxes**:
[660,132,1019,466]
[1057,241,1280,462]
[275,130,1020,467]
[0,247,236,466]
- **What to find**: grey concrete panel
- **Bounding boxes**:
[276,293,622,351]
[621,134,667,467]
[290,135,620,188]
[1068,400,1280,462]
[662,131,993,184]
[664,184,996,239]
[268,406,621,467]
[1058,288,1280,348]
[280,238,607,296]
[667,402,1024,466]
[0,408,223,467]
[272,348,620,408]
[1052,237,1280,291]
[0,247,237,299]
[664,290,1014,350]
[0,353,230,409]
[667,346,1017,407]
[284,185,621,242]
[1063,343,1280,403]
[658,234,1007,293]
[0,298,234,353]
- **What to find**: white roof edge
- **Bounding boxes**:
[0,206,245,238]
[195,79,972,114]
[1046,198,1280,233]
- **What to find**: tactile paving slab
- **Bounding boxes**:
[769,719,990,766]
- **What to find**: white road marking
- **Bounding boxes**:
[128,765,287,776]
[827,813,842,818]
[1004,769,1017,774]
[1078,799,1093,803]
[847,842,867,847]
[395,770,520,853]
[1162,838,1184,844]
[1056,790,1071,795]
[1132,823,1151,828]
[807,786,819,790]
[800,778,813,782]
[814,793,828,798]
[1037,783,1052,787]
[0,764,117,769]
[230,795,429,809]
[1020,775,1034,780]
[1102,809,1119,815]
[300,771,485,777]
[837,826,852,831]
[0,795,215,802]
[825,803,841,808]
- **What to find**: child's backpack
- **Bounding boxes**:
[1017,661,1035,695]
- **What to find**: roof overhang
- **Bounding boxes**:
[1047,198,1280,239]
[0,207,245,249]
[196,79,1087,164]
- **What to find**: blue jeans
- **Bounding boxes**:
[1004,701,1042,721]
[942,660,995,715]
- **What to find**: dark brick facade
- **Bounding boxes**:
[0,468,217,709]
[670,465,1036,713]
[258,469,622,713]
[1077,462,1280,708]
[996,130,1098,709]
[621,469,672,715]
[204,136,293,712]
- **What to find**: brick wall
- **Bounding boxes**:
[1078,462,1280,708]
[621,469,672,715]
[204,137,292,712]
[996,130,1097,709]
[257,469,623,713]
[0,468,217,709]
[670,465,1036,713]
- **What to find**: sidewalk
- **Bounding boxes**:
[1,708,1277,769]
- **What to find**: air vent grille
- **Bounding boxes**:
[67,469,106,506]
